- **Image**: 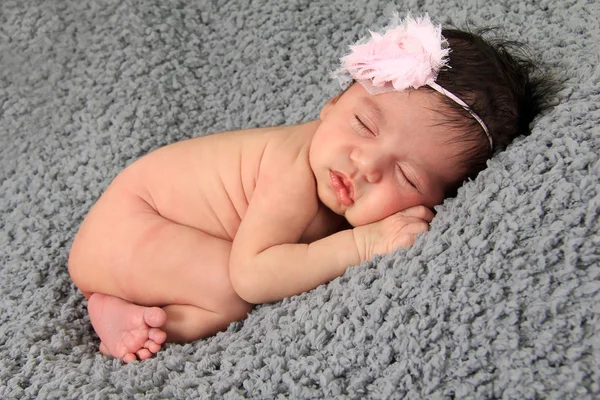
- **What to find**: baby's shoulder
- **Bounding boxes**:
[207,123,313,162]
[258,121,318,167]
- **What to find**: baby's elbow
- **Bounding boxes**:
[229,261,263,305]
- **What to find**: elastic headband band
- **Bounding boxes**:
[427,82,493,149]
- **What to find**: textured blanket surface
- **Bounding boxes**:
[1,0,599,398]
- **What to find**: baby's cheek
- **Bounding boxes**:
[375,189,422,218]
[377,197,406,218]
[347,195,403,226]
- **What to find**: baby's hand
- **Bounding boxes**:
[353,205,434,261]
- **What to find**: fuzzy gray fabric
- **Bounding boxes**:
[1,0,599,398]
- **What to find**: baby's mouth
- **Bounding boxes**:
[330,171,354,206]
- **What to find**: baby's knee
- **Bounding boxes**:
[68,236,107,296]
[68,188,154,296]
[67,233,89,291]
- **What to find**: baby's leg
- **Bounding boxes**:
[161,304,241,342]
[87,295,243,363]
[69,180,252,362]
[78,215,252,361]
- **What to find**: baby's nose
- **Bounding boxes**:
[350,148,384,183]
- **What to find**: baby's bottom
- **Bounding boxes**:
[69,189,252,363]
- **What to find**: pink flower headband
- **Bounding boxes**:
[332,14,493,150]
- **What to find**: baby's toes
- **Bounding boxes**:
[149,327,167,345]
[143,307,167,328]
[136,348,153,360]
[144,339,162,354]
[123,352,137,364]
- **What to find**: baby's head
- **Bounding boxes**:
[427,27,553,195]
[312,15,553,226]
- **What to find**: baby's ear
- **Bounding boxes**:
[319,93,342,120]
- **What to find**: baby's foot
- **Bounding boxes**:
[87,293,167,363]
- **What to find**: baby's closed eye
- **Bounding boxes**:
[395,164,417,189]
[353,116,377,137]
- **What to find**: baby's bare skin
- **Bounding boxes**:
[69,122,344,361]
[70,85,454,362]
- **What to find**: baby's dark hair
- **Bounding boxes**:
[432,28,556,195]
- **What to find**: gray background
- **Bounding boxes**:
[1,0,599,398]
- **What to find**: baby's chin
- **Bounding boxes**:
[345,209,394,228]
[343,212,373,228]
[322,204,380,229]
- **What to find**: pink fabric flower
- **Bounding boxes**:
[334,14,449,93]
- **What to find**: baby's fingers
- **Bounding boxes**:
[394,220,430,248]
[397,205,435,223]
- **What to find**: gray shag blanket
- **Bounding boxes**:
[1,0,599,398]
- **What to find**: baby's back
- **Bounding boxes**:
[120,125,308,241]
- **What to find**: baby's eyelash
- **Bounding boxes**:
[354,117,376,136]
[396,164,416,189]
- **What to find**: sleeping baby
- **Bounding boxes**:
[68,15,551,363]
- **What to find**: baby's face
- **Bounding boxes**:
[309,83,466,227]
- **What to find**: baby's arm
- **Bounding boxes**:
[229,156,357,304]
[229,153,432,304]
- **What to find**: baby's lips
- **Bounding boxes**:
[330,171,355,206]
[340,175,354,201]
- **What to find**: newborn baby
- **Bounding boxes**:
[68,15,550,362]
